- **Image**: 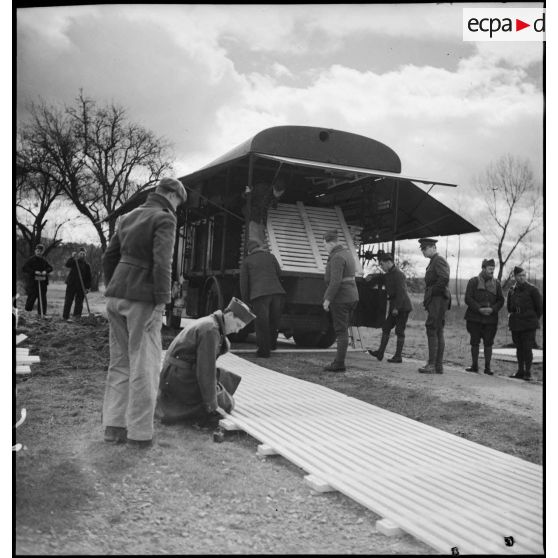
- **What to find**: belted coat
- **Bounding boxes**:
[102,192,177,305]
[323,245,359,304]
[423,253,451,308]
[507,281,543,331]
[156,311,240,423]
[464,274,504,325]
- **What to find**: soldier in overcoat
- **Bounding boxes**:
[22,244,53,316]
[240,239,286,357]
[156,298,256,425]
[507,266,543,381]
[464,258,504,375]
[366,252,413,363]
[101,177,187,448]
[322,229,359,372]
[418,238,451,374]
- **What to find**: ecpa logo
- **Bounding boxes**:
[463,8,545,42]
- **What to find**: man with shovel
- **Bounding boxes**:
[62,247,92,322]
[22,244,53,317]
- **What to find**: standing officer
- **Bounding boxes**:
[62,247,92,321]
[366,252,413,363]
[101,177,187,449]
[418,238,451,374]
[22,243,53,316]
[464,258,504,375]
[322,230,359,372]
[240,239,286,357]
[507,266,543,381]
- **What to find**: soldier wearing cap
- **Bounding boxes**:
[365,252,412,363]
[101,177,188,449]
[240,239,286,357]
[322,229,359,372]
[155,297,256,425]
[507,266,543,381]
[417,238,451,374]
[22,243,53,316]
[464,258,504,375]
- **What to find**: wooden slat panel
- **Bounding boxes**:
[215,352,543,555]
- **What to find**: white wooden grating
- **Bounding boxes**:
[216,352,543,555]
[265,203,363,275]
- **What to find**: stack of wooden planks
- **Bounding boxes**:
[216,352,543,555]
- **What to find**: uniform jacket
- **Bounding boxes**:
[423,253,451,307]
[22,255,53,287]
[377,266,413,313]
[324,245,359,304]
[161,310,230,413]
[507,281,543,331]
[464,273,504,324]
[65,258,92,290]
[103,192,177,305]
[240,248,286,302]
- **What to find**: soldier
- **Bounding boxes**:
[101,177,187,449]
[366,252,413,363]
[464,258,504,375]
[244,178,286,244]
[322,229,359,372]
[22,243,53,316]
[62,247,92,321]
[240,239,286,357]
[507,266,543,381]
[156,297,256,425]
[417,238,451,374]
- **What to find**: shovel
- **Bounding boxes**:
[74,257,93,317]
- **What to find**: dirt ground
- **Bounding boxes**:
[14,284,544,555]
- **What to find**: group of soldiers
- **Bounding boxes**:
[21,245,92,322]
[32,176,539,450]
[364,240,543,381]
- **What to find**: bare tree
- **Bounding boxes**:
[15,147,67,258]
[18,91,175,250]
[474,154,542,283]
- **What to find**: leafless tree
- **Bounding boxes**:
[18,91,175,250]
[474,154,542,283]
[15,146,67,258]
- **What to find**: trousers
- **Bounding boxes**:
[251,294,285,356]
[25,281,48,315]
[102,297,162,441]
[330,301,358,365]
[63,283,85,319]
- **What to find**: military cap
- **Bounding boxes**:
[377,252,394,262]
[323,229,338,243]
[513,266,525,275]
[157,177,188,204]
[418,237,438,248]
[224,297,256,325]
[482,258,495,268]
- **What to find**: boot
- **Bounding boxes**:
[331,335,349,370]
[368,333,390,361]
[510,358,525,379]
[523,356,532,381]
[435,330,445,374]
[418,334,438,374]
[466,345,479,372]
[483,346,493,375]
[387,335,404,363]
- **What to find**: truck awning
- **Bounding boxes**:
[256,153,458,188]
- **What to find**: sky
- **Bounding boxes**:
[14,3,545,279]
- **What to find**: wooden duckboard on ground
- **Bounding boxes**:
[481,348,543,363]
[216,352,543,555]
